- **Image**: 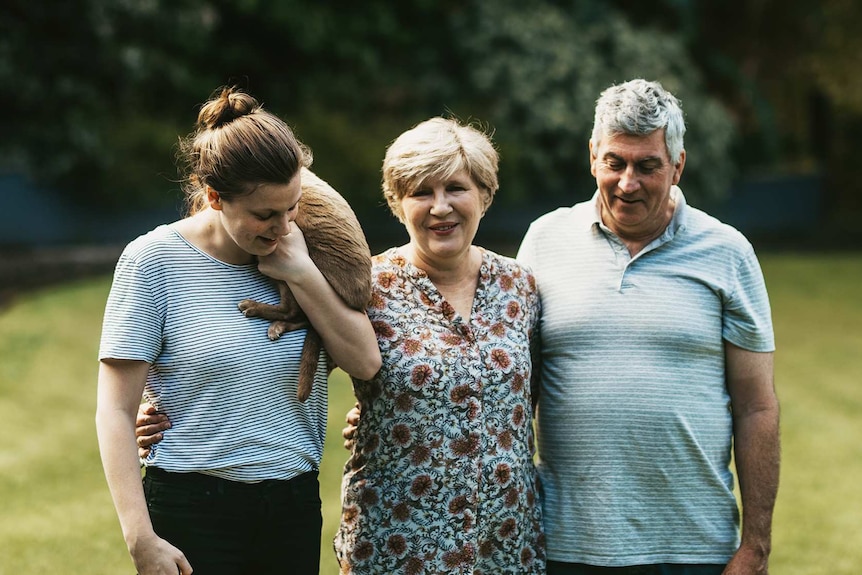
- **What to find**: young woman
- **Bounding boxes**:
[95,86,380,575]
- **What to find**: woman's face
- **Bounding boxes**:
[209,171,303,263]
[399,169,487,270]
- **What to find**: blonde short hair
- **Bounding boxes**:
[382,117,499,221]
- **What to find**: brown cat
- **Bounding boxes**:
[238,167,372,401]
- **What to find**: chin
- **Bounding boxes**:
[256,239,279,254]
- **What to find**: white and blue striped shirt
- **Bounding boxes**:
[517,188,774,566]
[99,225,328,482]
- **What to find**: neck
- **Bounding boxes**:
[402,244,481,317]
[616,219,668,256]
[174,210,253,265]
[403,244,477,281]
[605,196,676,257]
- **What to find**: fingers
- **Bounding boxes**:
[140,402,159,415]
[131,536,192,575]
[136,406,168,427]
[137,429,165,447]
[136,421,170,439]
[341,425,355,441]
[135,407,169,459]
[346,407,361,426]
[342,402,360,450]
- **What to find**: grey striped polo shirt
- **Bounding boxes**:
[517,188,774,566]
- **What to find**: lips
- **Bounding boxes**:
[429,223,458,232]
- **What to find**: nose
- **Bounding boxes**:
[430,190,452,216]
[272,212,294,236]
[619,165,640,194]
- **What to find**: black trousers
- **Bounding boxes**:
[547,561,726,575]
[143,467,322,575]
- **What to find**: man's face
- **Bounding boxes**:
[590,129,685,245]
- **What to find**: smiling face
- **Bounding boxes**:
[590,129,685,246]
[208,171,303,263]
[399,169,486,271]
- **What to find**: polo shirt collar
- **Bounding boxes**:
[588,185,688,242]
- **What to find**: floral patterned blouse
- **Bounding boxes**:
[334,247,545,574]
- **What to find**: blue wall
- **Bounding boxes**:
[0,174,181,247]
[0,171,823,250]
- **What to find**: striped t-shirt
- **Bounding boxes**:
[517,187,774,566]
[99,224,328,482]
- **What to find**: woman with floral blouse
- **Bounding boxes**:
[334,117,545,574]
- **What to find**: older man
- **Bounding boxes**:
[517,79,779,575]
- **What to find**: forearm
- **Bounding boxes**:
[97,360,192,573]
[734,404,781,555]
[95,360,158,549]
[724,345,779,572]
[96,409,157,548]
[287,262,381,379]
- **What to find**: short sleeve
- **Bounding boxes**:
[722,244,775,352]
[98,250,164,363]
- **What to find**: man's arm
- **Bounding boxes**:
[724,342,780,575]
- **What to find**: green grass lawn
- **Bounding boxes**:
[1,252,860,574]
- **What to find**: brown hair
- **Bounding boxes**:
[177,86,311,215]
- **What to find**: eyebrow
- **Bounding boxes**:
[445,174,474,186]
[603,151,664,164]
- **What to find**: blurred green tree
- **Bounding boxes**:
[451,0,735,205]
[0,0,218,208]
[1,0,859,230]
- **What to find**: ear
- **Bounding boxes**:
[480,188,493,216]
[672,149,686,185]
[588,140,598,178]
[206,186,223,211]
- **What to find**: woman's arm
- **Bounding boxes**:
[95,359,192,575]
[258,223,381,380]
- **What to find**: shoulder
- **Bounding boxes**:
[120,224,184,263]
[368,248,411,298]
[482,248,532,277]
[522,200,595,245]
[527,205,579,231]
[112,224,208,290]
[680,205,756,257]
[371,247,403,276]
[519,199,595,264]
[480,248,538,300]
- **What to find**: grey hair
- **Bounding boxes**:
[382,117,499,221]
[590,79,686,164]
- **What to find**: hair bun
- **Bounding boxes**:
[197,86,260,130]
